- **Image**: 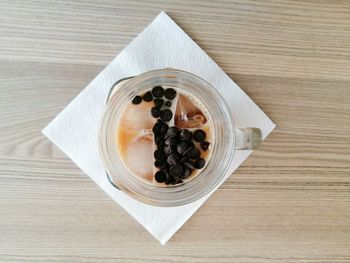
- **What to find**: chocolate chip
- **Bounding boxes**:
[187,148,201,159]
[152,86,164,98]
[142,91,153,102]
[167,153,180,166]
[158,141,165,149]
[200,141,210,151]
[182,168,192,179]
[132,95,142,105]
[179,129,192,141]
[154,98,164,108]
[165,173,173,185]
[151,107,161,118]
[187,140,195,148]
[165,137,177,146]
[155,170,166,183]
[164,101,172,107]
[170,164,183,177]
[166,126,178,137]
[182,146,194,157]
[161,169,171,184]
[164,88,177,100]
[152,122,162,134]
[154,160,166,169]
[193,129,206,142]
[160,109,173,122]
[155,134,164,146]
[179,156,190,164]
[184,161,196,170]
[154,149,165,161]
[195,158,206,169]
[176,141,188,155]
[164,145,176,156]
[160,122,169,135]
[172,177,183,185]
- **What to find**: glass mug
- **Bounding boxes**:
[99,69,261,207]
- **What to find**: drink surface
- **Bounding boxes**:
[116,86,213,186]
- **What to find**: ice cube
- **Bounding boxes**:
[124,134,154,182]
[175,94,207,128]
[119,102,156,131]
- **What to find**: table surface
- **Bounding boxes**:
[1,1,350,262]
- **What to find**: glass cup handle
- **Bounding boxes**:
[235,128,262,150]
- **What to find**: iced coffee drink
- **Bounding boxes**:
[116,85,213,185]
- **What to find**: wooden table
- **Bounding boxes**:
[1,1,349,262]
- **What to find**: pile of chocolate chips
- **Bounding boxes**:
[132,86,210,185]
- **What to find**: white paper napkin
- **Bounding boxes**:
[42,11,275,245]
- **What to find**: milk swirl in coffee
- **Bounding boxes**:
[116,86,213,185]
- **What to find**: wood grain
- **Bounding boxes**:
[1,0,350,262]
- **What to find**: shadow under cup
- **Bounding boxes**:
[99,69,235,207]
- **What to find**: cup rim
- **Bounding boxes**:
[98,68,235,206]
